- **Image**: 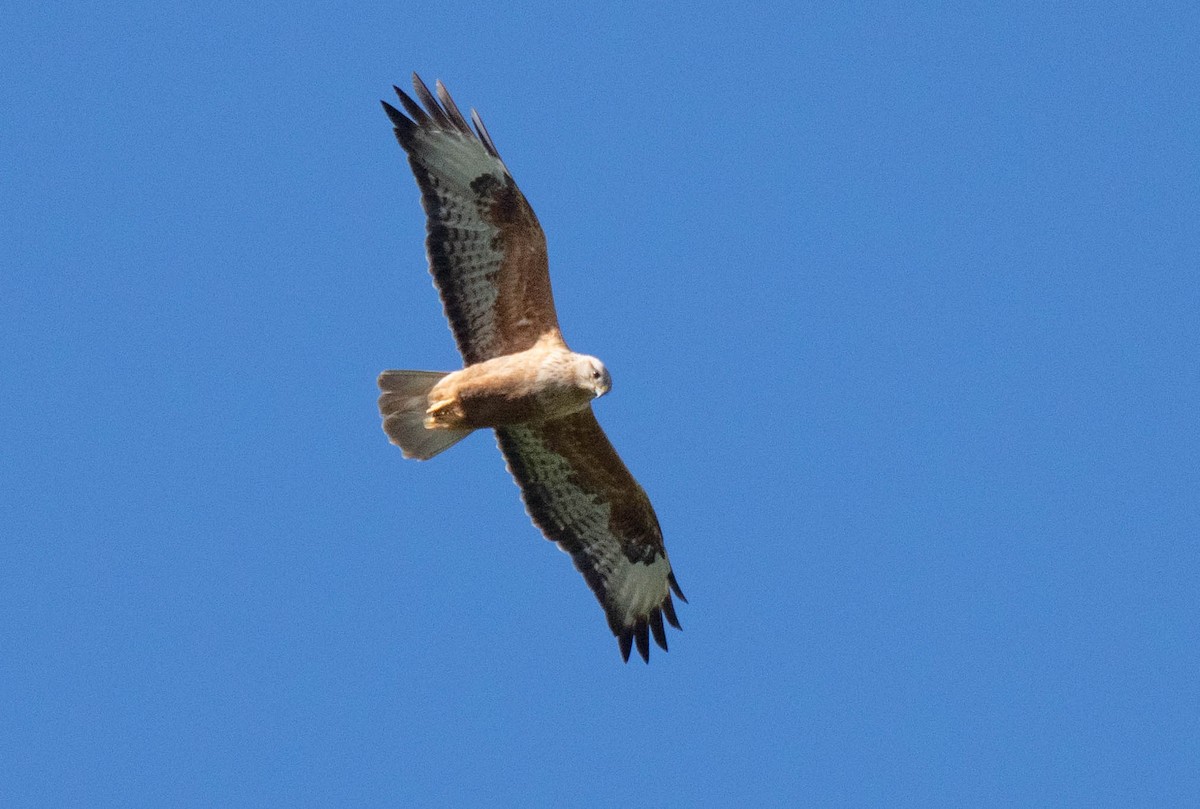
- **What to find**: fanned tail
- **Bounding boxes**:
[377,370,472,460]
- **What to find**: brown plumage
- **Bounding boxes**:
[377,74,685,662]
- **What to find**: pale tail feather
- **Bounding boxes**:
[377,370,472,460]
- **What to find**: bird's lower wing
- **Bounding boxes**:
[495,409,684,662]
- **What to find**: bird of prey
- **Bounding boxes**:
[377,74,685,662]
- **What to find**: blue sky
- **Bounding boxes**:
[4,1,1198,805]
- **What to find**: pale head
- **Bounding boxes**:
[574,354,612,399]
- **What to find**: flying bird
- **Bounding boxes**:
[377,75,685,662]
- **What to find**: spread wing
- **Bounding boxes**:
[383,75,561,365]
[495,409,686,662]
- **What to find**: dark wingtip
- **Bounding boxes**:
[650,609,668,652]
[668,571,687,603]
[618,632,632,663]
[381,99,406,127]
[411,71,432,99]
[435,79,474,136]
[386,74,500,161]
[662,593,682,630]
[392,84,428,124]
[381,99,417,148]
[471,109,501,158]
[634,622,650,662]
[411,73,452,128]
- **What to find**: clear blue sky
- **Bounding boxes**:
[4,1,1198,806]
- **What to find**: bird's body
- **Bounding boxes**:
[377,75,684,662]
[385,335,609,433]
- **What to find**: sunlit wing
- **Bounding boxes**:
[383,75,562,365]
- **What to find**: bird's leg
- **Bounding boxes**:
[424,396,467,429]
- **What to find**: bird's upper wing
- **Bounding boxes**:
[495,409,685,662]
[383,75,561,365]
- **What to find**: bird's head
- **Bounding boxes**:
[575,354,612,399]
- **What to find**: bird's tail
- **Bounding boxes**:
[377,370,473,460]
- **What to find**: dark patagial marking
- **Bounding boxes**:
[470,173,502,197]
